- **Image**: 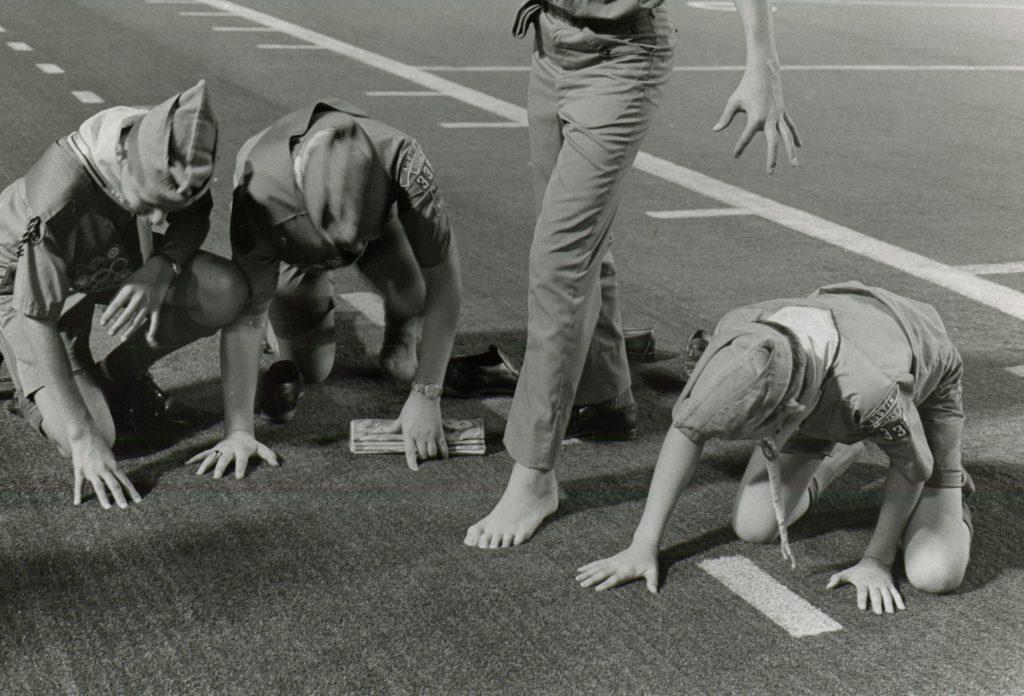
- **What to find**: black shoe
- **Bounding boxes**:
[0,355,14,401]
[683,329,710,377]
[567,402,638,441]
[444,345,520,398]
[100,367,211,434]
[259,360,305,423]
[624,328,656,364]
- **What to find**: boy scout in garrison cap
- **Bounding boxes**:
[577,282,972,614]
[187,101,461,478]
[0,80,248,509]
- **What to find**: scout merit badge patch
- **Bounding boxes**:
[860,382,911,441]
[16,217,43,259]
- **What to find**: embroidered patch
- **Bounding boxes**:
[16,217,43,258]
[398,143,436,196]
[69,244,132,294]
[860,382,911,441]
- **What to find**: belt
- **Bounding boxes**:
[513,0,650,38]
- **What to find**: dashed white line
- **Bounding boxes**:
[647,208,752,220]
[439,122,526,129]
[212,26,278,32]
[7,41,32,51]
[256,43,324,50]
[36,63,65,74]
[1005,366,1024,379]
[956,262,1024,276]
[366,90,444,97]
[196,0,1024,323]
[71,91,104,104]
[699,556,843,638]
[0,24,6,32]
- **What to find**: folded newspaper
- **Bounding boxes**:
[349,418,486,456]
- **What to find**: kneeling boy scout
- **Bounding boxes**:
[0,81,248,509]
[577,282,972,613]
[188,100,462,478]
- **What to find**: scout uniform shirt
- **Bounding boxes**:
[0,107,211,322]
[686,282,964,487]
[230,100,452,316]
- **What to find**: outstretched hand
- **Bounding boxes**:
[188,431,280,480]
[827,558,906,615]
[381,392,448,471]
[575,543,660,594]
[713,60,801,173]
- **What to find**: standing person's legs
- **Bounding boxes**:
[466,8,675,548]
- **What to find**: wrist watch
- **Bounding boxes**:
[154,252,182,277]
[411,382,443,400]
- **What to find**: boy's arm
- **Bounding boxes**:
[20,315,141,509]
[713,0,800,172]
[826,464,923,614]
[393,233,462,470]
[576,428,704,593]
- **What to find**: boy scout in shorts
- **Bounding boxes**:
[577,282,972,613]
[187,100,462,478]
[0,81,248,509]
[467,0,801,549]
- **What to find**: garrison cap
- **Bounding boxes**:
[672,322,805,442]
[296,122,388,267]
[128,79,217,208]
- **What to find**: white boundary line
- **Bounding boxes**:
[700,556,843,638]
[212,26,277,32]
[957,261,1024,276]
[197,0,1024,323]
[36,63,65,74]
[1006,366,1024,379]
[366,90,444,97]
[439,122,525,129]
[71,91,104,104]
[689,0,1024,8]
[7,41,32,51]
[647,208,751,219]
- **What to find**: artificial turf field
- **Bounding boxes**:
[1,0,1024,693]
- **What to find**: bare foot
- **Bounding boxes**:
[464,463,559,549]
[379,317,418,382]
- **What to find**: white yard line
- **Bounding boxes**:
[700,556,843,638]
[366,90,445,97]
[0,25,5,32]
[1005,366,1024,379]
[36,63,65,74]
[957,262,1024,276]
[7,41,32,51]
[197,0,1024,324]
[689,0,1024,8]
[179,10,233,15]
[647,208,751,219]
[256,44,324,50]
[71,91,104,104]
[212,26,278,32]
[439,122,526,129]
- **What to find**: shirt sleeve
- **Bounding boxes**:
[393,138,451,269]
[860,377,934,484]
[159,190,213,266]
[13,215,70,321]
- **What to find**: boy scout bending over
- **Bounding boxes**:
[0,81,248,509]
[577,283,972,613]
[467,0,801,549]
[188,101,461,478]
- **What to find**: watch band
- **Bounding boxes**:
[411,382,443,399]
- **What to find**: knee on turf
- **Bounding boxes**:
[731,506,779,545]
[189,253,249,327]
[905,554,966,595]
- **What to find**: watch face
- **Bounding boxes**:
[418,383,442,399]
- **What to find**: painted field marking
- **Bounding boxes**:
[339,292,385,327]
[1005,366,1024,379]
[700,556,843,638]
[957,262,1024,276]
[439,122,526,129]
[179,10,233,15]
[0,25,5,32]
[213,26,277,32]
[146,0,198,4]
[197,0,1024,323]
[36,63,65,74]
[647,208,751,220]
[7,41,32,51]
[418,64,1024,73]
[256,43,324,50]
[366,90,444,97]
[71,91,104,104]
[689,0,1024,8]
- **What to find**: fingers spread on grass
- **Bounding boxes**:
[784,112,802,147]
[713,98,740,132]
[734,120,760,158]
[404,436,419,472]
[257,444,280,467]
[91,478,111,510]
[74,469,84,506]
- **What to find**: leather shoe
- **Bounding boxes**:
[259,360,305,423]
[567,401,638,441]
[444,345,520,398]
[624,328,656,364]
[683,329,710,377]
[0,355,14,401]
[99,366,211,434]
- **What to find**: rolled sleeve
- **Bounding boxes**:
[394,139,451,269]
[14,221,70,321]
[868,382,934,484]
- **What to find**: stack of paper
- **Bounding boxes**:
[349,418,486,456]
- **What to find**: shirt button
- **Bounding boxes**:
[630,24,639,34]
[599,46,611,58]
